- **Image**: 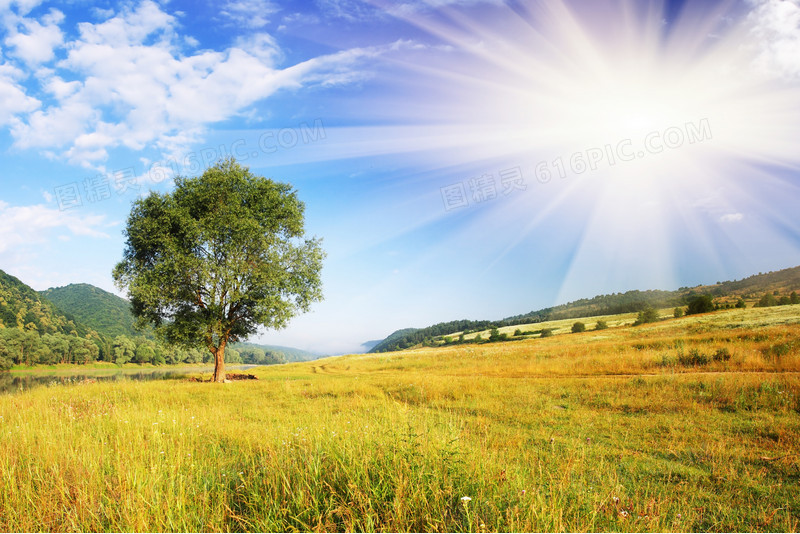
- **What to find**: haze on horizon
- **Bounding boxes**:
[0,0,798,355]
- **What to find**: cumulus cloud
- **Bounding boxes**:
[747,0,800,78]
[6,0,380,168]
[0,200,109,254]
[220,0,279,29]
[3,8,64,65]
[0,64,40,125]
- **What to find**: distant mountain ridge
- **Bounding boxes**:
[368,265,800,353]
[230,341,319,363]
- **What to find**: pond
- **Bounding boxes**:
[0,365,260,395]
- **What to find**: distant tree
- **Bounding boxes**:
[594,320,608,331]
[489,328,501,342]
[474,334,483,343]
[113,158,325,382]
[791,291,799,305]
[443,336,453,345]
[112,335,136,365]
[673,307,684,318]
[778,296,791,306]
[756,292,778,308]
[540,328,554,338]
[735,298,747,309]
[633,307,660,325]
[134,340,155,364]
[514,329,523,337]
[225,347,242,364]
[0,335,11,371]
[686,295,715,315]
[571,322,586,333]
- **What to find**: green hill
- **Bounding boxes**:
[39,284,143,339]
[369,264,800,353]
[0,270,94,337]
[231,342,320,363]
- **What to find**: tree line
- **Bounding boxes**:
[0,329,289,371]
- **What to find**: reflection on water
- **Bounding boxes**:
[1,365,258,395]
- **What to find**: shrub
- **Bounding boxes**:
[735,298,746,309]
[678,348,709,366]
[633,307,659,326]
[713,347,732,362]
[513,329,523,337]
[571,322,586,333]
[673,307,684,318]
[687,295,715,315]
[540,329,554,338]
[594,320,608,331]
[756,292,778,308]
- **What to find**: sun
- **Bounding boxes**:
[339,0,800,296]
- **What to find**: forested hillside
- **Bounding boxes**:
[0,270,106,370]
[0,270,94,337]
[39,284,143,339]
[370,264,800,353]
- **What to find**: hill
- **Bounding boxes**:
[231,342,320,363]
[0,269,107,369]
[370,264,800,353]
[0,270,95,338]
[39,284,144,339]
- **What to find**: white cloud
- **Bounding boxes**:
[220,0,279,29]
[747,0,800,78]
[0,64,39,125]
[0,200,110,254]
[8,0,381,168]
[720,213,744,223]
[3,8,64,65]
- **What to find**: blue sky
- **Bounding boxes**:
[0,0,799,354]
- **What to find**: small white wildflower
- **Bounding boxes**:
[461,496,472,503]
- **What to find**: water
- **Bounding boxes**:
[1,365,259,395]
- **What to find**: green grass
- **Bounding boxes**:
[2,306,800,531]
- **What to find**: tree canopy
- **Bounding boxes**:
[113,159,324,382]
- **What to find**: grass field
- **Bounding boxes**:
[1,306,799,532]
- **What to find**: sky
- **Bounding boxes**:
[0,0,799,355]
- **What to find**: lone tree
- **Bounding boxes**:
[113,159,325,382]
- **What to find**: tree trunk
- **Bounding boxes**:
[212,338,227,383]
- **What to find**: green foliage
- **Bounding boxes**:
[791,291,799,305]
[633,307,659,326]
[687,295,715,315]
[0,269,95,338]
[39,284,144,339]
[757,293,779,307]
[113,159,324,381]
[540,328,554,338]
[594,320,608,331]
[571,322,586,333]
[736,298,747,309]
[673,307,684,318]
[369,264,800,354]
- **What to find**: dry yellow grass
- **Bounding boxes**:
[1,305,799,531]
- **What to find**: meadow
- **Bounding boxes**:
[1,306,799,532]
